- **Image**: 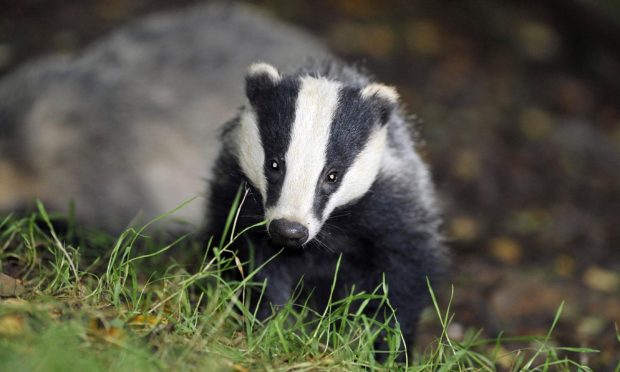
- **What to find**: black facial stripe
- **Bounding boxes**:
[251,78,301,208]
[313,87,379,218]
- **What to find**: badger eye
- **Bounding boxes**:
[269,159,280,171]
[326,171,338,183]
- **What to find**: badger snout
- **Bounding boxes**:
[268,219,309,248]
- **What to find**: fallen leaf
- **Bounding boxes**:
[231,364,249,372]
[1,298,28,307]
[554,254,575,277]
[494,346,518,369]
[583,267,620,293]
[449,216,479,241]
[406,19,443,56]
[127,314,167,328]
[515,19,559,61]
[452,148,481,180]
[519,107,554,140]
[577,316,606,337]
[488,238,522,265]
[0,273,25,297]
[88,317,124,342]
[0,314,25,336]
[48,308,63,320]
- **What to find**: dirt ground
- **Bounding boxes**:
[1,0,619,369]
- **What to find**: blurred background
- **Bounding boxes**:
[1,0,619,368]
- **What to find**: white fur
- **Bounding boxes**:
[361,83,399,104]
[247,62,281,83]
[379,143,437,214]
[265,77,341,241]
[236,109,267,200]
[323,126,388,220]
[379,146,407,179]
[409,152,437,212]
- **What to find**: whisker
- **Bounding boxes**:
[313,233,334,253]
[328,211,353,219]
[322,222,348,237]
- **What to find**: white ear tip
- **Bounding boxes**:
[361,83,399,104]
[247,62,281,82]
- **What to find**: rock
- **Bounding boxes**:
[0,2,329,234]
[0,273,25,297]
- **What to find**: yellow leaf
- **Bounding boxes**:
[449,216,479,241]
[231,364,249,372]
[488,238,522,265]
[554,255,575,277]
[127,314,166,328]
[406,19,443,56]
[1,298,28,307]
[583,267,620,293]
[519,107,554,140]
[452,149,481,180]
[0,314,25,336]
[494,346,518,369]
[88,317,124,342]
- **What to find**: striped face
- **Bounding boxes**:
[236,63,398,248]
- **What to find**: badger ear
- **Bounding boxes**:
[245,62,281,103]
[361,83,399,125]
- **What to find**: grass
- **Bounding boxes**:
[0,200,602,371]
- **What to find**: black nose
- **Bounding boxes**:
[268,219,309,248]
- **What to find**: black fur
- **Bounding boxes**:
[204,60,447,360]
[247,76,300,208]
[314,87,383,216]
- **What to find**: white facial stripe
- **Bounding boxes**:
[236,109,267,200]
[265,77,342,240]
[323,125,388,220]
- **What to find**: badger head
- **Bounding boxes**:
[235,62,399,249]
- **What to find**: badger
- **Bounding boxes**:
[205,60,447,355]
